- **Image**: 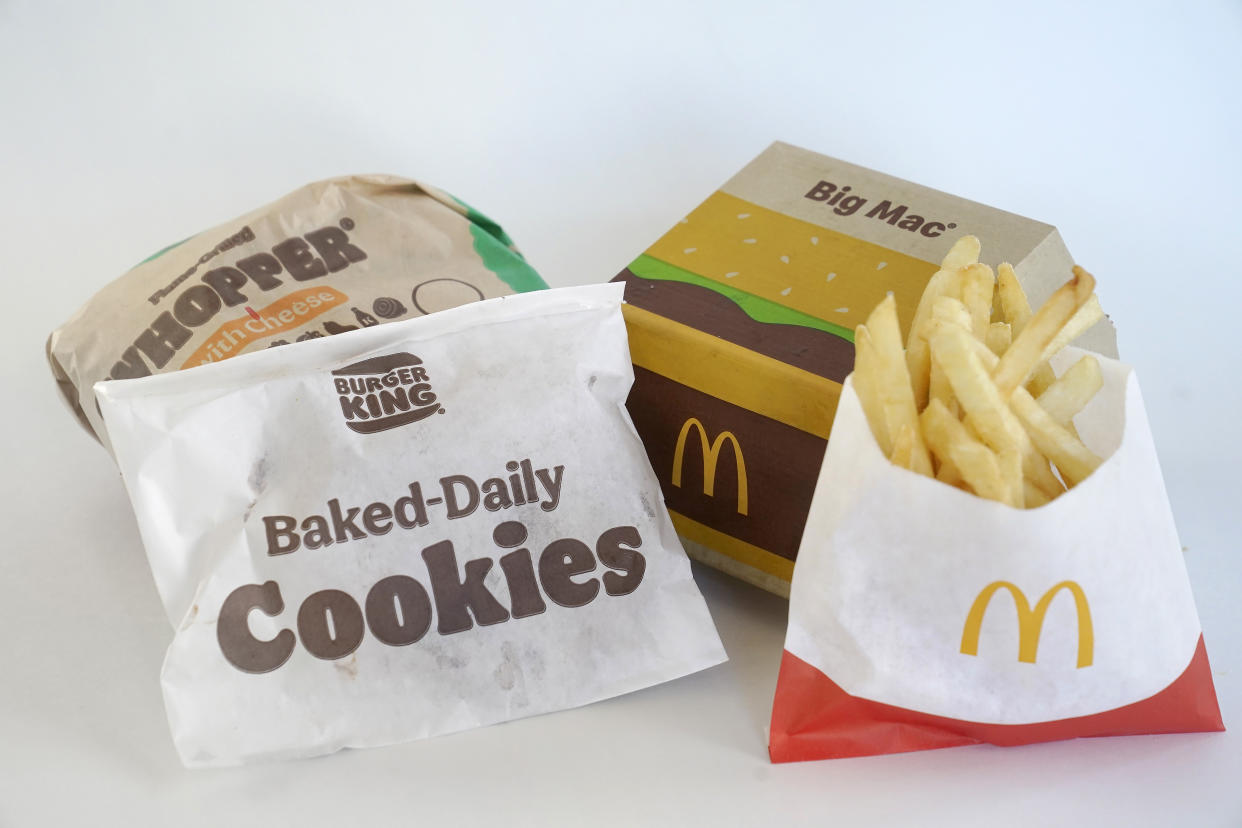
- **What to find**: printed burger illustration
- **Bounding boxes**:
[332,352,440,433]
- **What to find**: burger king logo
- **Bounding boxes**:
[331,352,440,434]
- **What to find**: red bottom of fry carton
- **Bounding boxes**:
[769,636,1223,762]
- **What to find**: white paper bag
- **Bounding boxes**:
[769,348,1222,762]
[96,283,726,767]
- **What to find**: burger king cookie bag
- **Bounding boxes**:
[96,283,726,766]
[49,174,547,451]
[768,239,1222,762]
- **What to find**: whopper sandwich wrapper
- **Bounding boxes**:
[47,174,548,452]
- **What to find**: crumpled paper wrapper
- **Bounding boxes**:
[51,174,546,451]
[97,284,726,766]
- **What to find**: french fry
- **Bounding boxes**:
[929,322,1020,455]
[1024,295,1100,397]
[906,329,934,410]
[986,322,1012,356]
[905,285,945,410]
[907,268,960,410]
[995,263,1032,331]
[996,262,1060,396]
[959,263,995,340]
[922,400,1014,505]
[1039,292,1104,365]
[1026,461,1067,499]
[1004,278,1102,402]
[852,325,892,456]
[997,448,1025,507]
[992,267,1096,396]
[1024,366,1059,398]
[890,424,916,471]
[927,298,968,416]
[866,295,934,476]
[929,318,1064,500]
[936,457,964,486]
[1023,479,1052,508]
[940,235,982,272]
[930,311,1002,370]
[905,237,981,408]
[1010,387,1103,487]
[932,296,972,330]
[1037,355,1103,426]
[928,359,958,417]
[927,323,1024,503]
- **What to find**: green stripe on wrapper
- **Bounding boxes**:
[453,196,549,294]
[136,237,192,268]
[629,254,854,343]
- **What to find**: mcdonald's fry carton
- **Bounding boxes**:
[613,142,1116,595]
[768,348,1223,760]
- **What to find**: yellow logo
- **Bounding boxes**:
[671,418,748,515]
[960,581,1093,668]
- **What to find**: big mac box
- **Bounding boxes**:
[613,141,1117,596]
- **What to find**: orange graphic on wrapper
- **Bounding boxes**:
[181,287,348,368]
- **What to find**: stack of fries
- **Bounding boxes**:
[853,236,1106,508]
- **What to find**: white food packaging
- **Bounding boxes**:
[769,348,1223,761]
[97,283,726,767]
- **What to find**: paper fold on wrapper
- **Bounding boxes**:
[96,284,725,767]
[769,348,1222,761]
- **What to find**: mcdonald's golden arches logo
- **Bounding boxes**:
[671,417,748,515]
[960,580,1094,668]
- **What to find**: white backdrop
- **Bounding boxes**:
[2,1,1239,825]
